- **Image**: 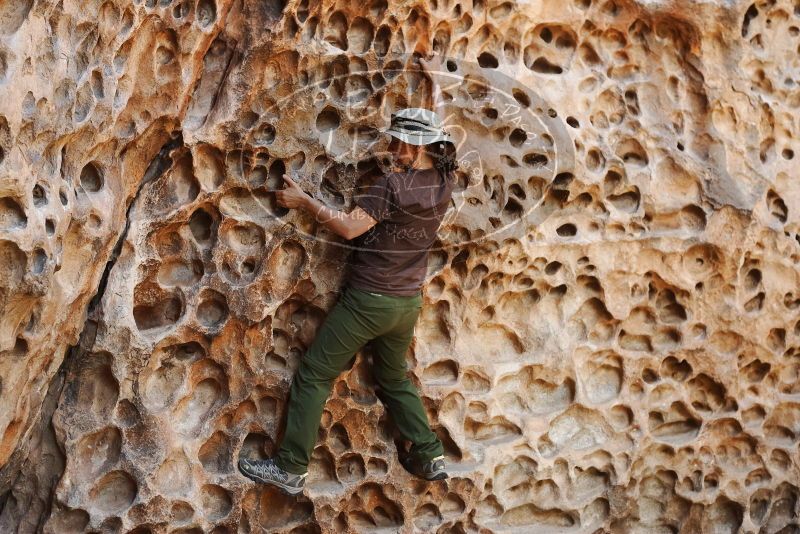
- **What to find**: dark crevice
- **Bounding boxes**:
[204,41,239,128]
[87,130,184,316]
[184,13,241,132]
[0,336,68,526]
[0,131,184,530]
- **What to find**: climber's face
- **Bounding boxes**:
[387,136,419,167]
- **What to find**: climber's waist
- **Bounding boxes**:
[344,284,423,307]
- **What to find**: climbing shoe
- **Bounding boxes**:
[238,457,307,495]
[400,454,449,481]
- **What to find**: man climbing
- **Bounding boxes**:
[238,108,458,495]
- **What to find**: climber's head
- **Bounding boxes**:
[381,108,456,174]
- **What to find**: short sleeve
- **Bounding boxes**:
[354,173,395,222]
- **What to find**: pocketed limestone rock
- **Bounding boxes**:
[0,0,798,533]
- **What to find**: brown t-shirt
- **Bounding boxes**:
[345,167,455,296]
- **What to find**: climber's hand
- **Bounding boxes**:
[274,174,310,209]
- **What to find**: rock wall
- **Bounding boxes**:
[0,0,799,532]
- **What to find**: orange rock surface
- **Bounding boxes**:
[0,0,799,532]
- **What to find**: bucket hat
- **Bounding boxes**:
[380,108,453,146]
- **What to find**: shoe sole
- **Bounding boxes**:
[237,460,305,496]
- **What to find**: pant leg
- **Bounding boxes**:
[370,303,445,464]
[274,288,389,474]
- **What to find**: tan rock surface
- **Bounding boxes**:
[0,0,799,532]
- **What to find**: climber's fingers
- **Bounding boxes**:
[272,174,308,209]
[281,173,299,188]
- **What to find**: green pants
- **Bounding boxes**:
[274,285,444,475]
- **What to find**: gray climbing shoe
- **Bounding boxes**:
[400,454,449,481]
[238,457,307,495]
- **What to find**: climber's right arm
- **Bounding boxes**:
[302,197,378,240]
[274,174,378,240]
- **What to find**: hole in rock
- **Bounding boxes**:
[422,360,459,384]
[308,445,337,485]
[366,457,388,475]
[257,395,278,417]
[509,128,527,147]
[336,453,366,482]
[328,423,350,454]
[32,248,46,274]
[607,189,640,213]
[143,361,184,412]
[7,337,27,358]
[501,503,576,528]
[503,198,524,218]
[32,184,47,207]
[160,152,201,208]
[241,111,259,129]
[529,56,562,74]
[523,152,548,167]
[167,341,204,363]
[157,259,203,287]
[173,377,223,435]
[196,0,217,27]
[348,17,374,54]
[114,399,141,427]
[512,88,530,107]
[268,240,306,293]
[241,432,273,460]
[223,221,265,254]
[267,159,285,189]
[76,426,122,480]
[154,449,193,497]
[197,290,228,328]
[254,123,275,145]
[90,70,104,98]
[324,11,348,50]
[194,144,225,190]
[171,500,195,522]
[316,106,340,132]
[247,165,267,187]
[0,197,26,229]
[189,207,215,244]
[241,258,256,274]
[414,503,442,530]
[477,52,499,68]
[509,183,526,200]
[133,286,184,331]
[88,470,137,514]
[155,44,175,65]
[321,175,345,208]
[200,484,232,520]
[73,352,119,419]
[80,162,104,192]
[556,223,577,236]
[374,25,390,56]
[742,3,758,38]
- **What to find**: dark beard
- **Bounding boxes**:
[379,155,413,174]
